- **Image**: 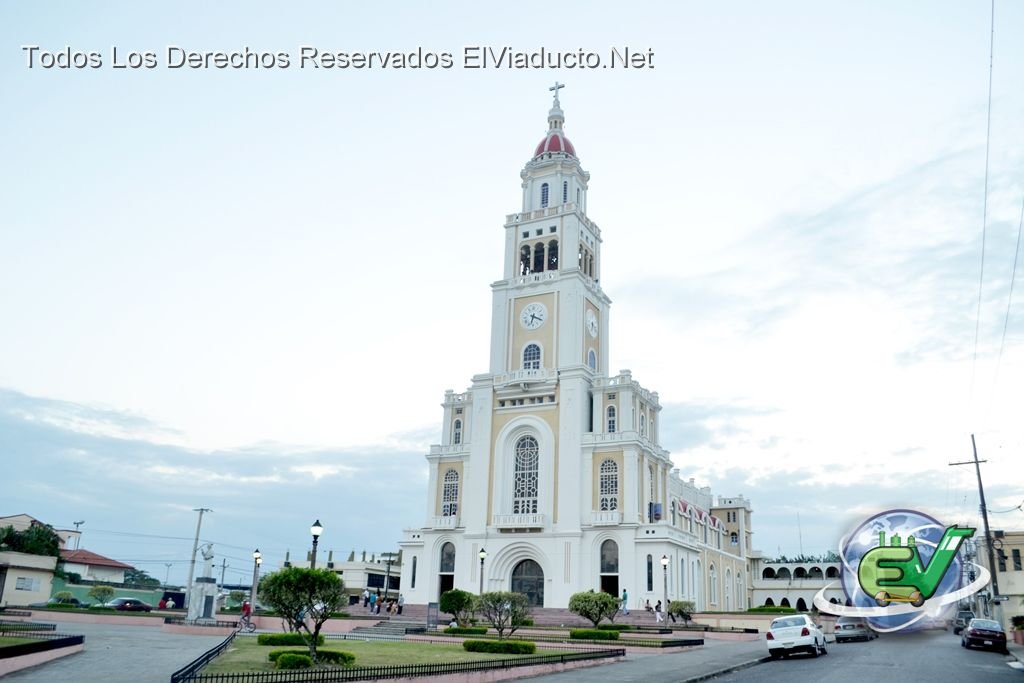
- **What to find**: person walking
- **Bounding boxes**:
[655,600,664,623]
[369,591,377,614]
[362,588,370,608]
[397,593,405,615]
[621,589,629,615]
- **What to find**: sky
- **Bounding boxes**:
[1,1,1023,587]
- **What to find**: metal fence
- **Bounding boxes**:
[170,631,238,682]
[165,618,241,629]
[0,634,84,660]
[173,648,623,683]
[0,620,57,632]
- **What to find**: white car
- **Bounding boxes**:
[766,614,827,659]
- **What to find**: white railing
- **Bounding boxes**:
[429,444,469,457]
[431,515,460,529]
[493,513,546,529]
[590,511,622,526]
[513,271,559,286]
[493,368,557,386]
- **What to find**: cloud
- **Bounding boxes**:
[0,388,428,585]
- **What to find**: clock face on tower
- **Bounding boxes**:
[586,309,599,337]
[520,302,548,330]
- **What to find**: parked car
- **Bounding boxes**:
[834,616,876,642]
[104,598,152,612]
[953,609,976,635]
[960,618,1008,654]
[765,614,828,658]
[28,597,89,608]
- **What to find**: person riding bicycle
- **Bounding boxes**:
[239,600,253,629]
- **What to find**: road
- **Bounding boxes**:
[715,629,1022,682]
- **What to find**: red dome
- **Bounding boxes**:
[534,131,576,158]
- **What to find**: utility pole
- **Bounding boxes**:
[185,508,212,609]
[73,520,85,550]
[164,563,173,589]
[949,434,1000,616]
[220,559,229,589]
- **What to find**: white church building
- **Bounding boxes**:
[400,87,755,612]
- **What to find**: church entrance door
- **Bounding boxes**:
[600,575,618,597]
[510,559,544,607]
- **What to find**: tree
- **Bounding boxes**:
[123,568,161,588]
[258,567,346,663]
[667,600,696,625]
[53,591,75,603]
[476,591,531,639]
[0,524,61,557]
[229,590,247,606]
[568,590,620,627]
[439,589,476,626]
[88,585,115,605]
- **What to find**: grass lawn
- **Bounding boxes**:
[0,636,37,647]
[203,637,557,673]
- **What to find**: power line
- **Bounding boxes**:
[994,195,1024,377]
[971,0,996,404]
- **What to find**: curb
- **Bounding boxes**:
[678,656,772,683]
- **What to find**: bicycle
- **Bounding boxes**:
[237,614,256,633]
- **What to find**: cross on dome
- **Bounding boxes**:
[534,82,576,158]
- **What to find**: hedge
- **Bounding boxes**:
[445,627,488,635]
[268,649,355,665]
[747,606,797,614]
[257,633,325,646]
[462,640,536,654]
[276,653,312,669]
[569,628,619,640]
[597,623,632,631]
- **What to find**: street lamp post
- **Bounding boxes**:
[661,555,669,623]
[251,549,262,607]
[381,552,398,601]
[478,548,487,595]
[309,520,323,569]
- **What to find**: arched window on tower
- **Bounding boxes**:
[562,181,568,204]
[730,532,738,545]
[523,344,541,370]
[587,349,597,371]
[640,414,646,437]
[547,240,559,270]
[513,436,539,514]
[599,459,618,511]
[533,242,545,273]
[589,253,595,278]
[578,245,584,271]
[606,406,616,433]
[520,245,531,275]
[646,554,654,591]
[441,469,459,517]
[452,419,462,445]
[540,183,549,208]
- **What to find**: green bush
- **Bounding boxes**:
[257,633,325,646]
[597,623,632,631]
[462,640,536,654]
[275,653,312,669]
[445,626,488,635]
[519,618,534,626]
[1010,615,1024,630]
[47,602,80,609]
[747,606,797,614]
[268,649,354,665]
[569,628,619,640]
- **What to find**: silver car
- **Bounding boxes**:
[834,616,876,643]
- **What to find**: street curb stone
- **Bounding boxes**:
[677,655,772,683]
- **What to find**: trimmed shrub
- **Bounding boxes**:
[445,626,488,635]
[597,623,632,631]
[257,633,325,646]
[462,640,536,654]
[268,649,355,665]
[519,618,534,626]
[47,602,80,609]
[276,653,312,669]
[569,628,619,640]
[747,606,797,614]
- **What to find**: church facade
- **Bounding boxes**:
[399,89,754,611]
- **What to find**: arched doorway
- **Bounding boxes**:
[438,542,455,598]
[511,559,544,607]
[796,597,808,612]
[599,540,619,597]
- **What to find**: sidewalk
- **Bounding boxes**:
[521,637,769,683]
